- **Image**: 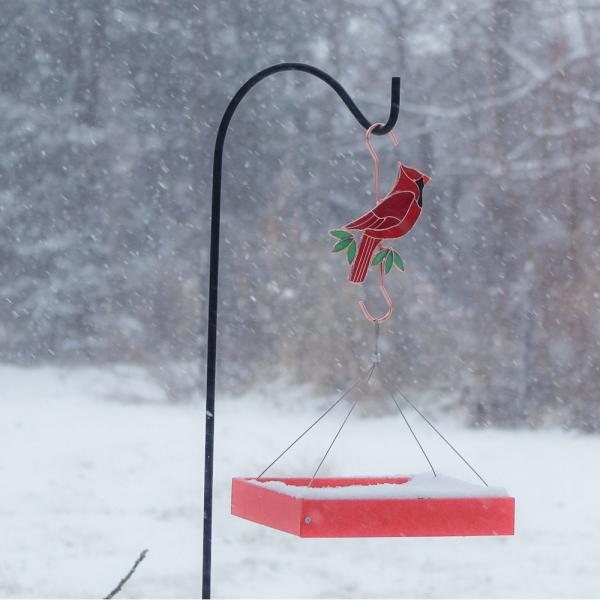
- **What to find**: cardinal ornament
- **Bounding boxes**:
[330,124,430,322]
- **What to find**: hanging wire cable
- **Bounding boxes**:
[372,321,381,364]
[307,363,376,487]
[308,395,361,487]
[383,381,437,477]
[384,379,488,486]
[256,363,376,479]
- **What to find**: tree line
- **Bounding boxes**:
[1,0,599,429]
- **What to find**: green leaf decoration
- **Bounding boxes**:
[393,251,405,272]
[371,250,388,266]
[385,251,394,274]
[330,229,352,240]
[333,238,353,252]
[347,240,357,264]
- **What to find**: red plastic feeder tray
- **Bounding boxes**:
[231,475,515,538]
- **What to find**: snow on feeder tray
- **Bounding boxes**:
[231,473,515,538]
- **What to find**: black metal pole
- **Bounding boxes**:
[203,62,400,599]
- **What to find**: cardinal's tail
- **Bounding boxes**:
[349,235,379,284]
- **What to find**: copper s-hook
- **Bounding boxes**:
[365,122,398,204]
[358,261,393,323]
[358,124,398,324]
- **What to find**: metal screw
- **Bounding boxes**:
[304,516,312,525]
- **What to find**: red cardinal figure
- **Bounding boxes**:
[343,163,430,283]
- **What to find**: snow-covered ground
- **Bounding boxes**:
[1,365,600,598]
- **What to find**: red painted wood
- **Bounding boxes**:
[300,496,515,537]
[231,477,515,538]
[231,477,303,535]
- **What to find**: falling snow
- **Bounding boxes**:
[1,0,600,597]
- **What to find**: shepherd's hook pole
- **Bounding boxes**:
[203,62,400,599]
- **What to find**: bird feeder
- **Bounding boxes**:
[229,123,515,540]
[232,475,514,538]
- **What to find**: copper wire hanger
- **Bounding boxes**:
[358,123,398,324]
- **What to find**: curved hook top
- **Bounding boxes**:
[214,62,400,155]
[262,63,400,135]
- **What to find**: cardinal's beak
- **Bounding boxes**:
[422,174,431,186]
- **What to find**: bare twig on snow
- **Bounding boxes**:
[104,549,149,599]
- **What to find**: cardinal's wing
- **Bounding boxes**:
[346,190,416,232]
[345,210,385,231]
[366,199,421,239]
[364,215,402,238]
